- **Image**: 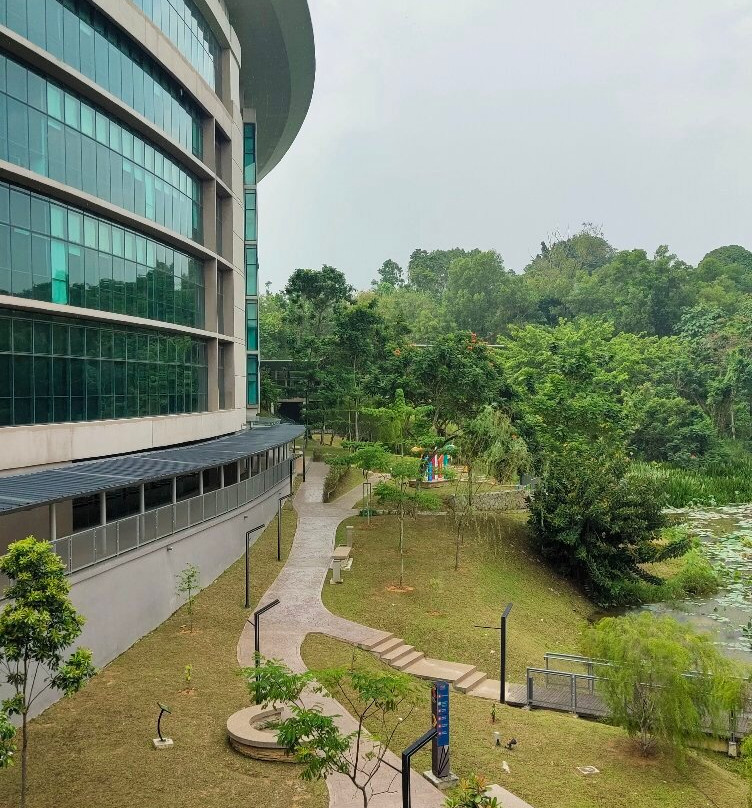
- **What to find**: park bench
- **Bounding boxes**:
[330,545,352,584]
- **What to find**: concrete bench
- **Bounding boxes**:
[331,545,352,583]
[226,705,294,762]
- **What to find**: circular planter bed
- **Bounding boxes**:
[226,705,294,762]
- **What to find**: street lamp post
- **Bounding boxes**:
[251,598,280,700]
[474,602,513,704]
[244,522,264,608]
[277,493,293,561]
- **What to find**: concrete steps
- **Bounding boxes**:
[454,669,488,693]
[359,633,393,651]
[381,643,416,665]
[371,636,405,658]
[393,650,425,670]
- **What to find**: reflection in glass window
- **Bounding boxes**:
[0,52,203,242]
[0,309,208,426]
[0,0,204,156]
[0,181,205,327]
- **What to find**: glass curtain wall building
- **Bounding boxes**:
[0,0,316,473]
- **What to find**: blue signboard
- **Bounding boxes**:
[435,680,449,746]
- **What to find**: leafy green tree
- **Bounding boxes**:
[362,389,432,455]
[583,613,744,755]
[374,456,441,587]
[445,250,535,340]
[451,406,529,569]
[176,563,200,632]
[285,265,354,338]
[0,709,15,769]
[349,443,391,481]
[0,538,96,807]
[372,259,404,290]
[407,248,479,299]
[406,333,507,433]
[249,656,417,808]
[529,443,687,605]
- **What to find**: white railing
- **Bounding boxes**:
[50,460,290,577]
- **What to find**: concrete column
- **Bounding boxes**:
[204,258,218,333]
[331,559,342,584]
[198,470,204,496]
[202,178,217,253]
[171,477,177,505]
[49,502,57,541]
[139,485,145,514]
[220,465,225,488]
[208,338,220,412]
[99,491,106,526]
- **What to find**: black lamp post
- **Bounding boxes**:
[251,598,280,700]
[474,602,513,704]
[277,493,293,561]
[244,522,264,608]
[156,702,171,742]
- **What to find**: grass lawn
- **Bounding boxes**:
[0,493,327,808]
[327,512,597,679]
[301,634,748,808]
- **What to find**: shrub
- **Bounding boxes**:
[529,442,687,606]
[322,456,351,502]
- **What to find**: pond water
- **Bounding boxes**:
[638,504,752,664]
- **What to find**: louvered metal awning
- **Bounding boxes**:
[0,424,304,515]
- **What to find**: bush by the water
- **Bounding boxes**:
[530,443,690,606]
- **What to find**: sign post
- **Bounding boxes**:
[423,680,458,789]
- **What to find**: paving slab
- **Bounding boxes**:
[403,657,476,682]
[487,784,534,808]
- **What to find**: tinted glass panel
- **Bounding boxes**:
[0,309,208,426]
[0,51,203,241]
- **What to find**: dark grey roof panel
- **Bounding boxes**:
[0,424,304,515]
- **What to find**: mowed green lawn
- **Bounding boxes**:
[326,512,596,680]
[302,635,747,808]
[0,499,327,808]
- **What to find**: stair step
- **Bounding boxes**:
[360,633,393,651]
[455,670,488,693]
[371,637,405,657]
[382,644,415,664]
[454,666,482,688]
[393,650,425,670]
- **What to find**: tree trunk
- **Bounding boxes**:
[399,501,405,588]
[21,710,28,808]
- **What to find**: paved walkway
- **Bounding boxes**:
[237,462,445,808]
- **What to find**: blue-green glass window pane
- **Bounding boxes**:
[245,245,258,296]
[246,354,258,406]
[0,309,209,425]
[0,179,204,328]
[243,123,256,185]
[246,301,258,350]
[244,191,256,241]
[0,53,202,241]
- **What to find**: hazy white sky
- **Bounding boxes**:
[258,0,752,291]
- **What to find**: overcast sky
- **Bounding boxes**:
[258,0,752,291]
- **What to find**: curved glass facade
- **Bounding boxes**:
[0,309,208,426]
[0,0,204,156]
[0,181,205,328]
[132,0,221,94]
[0,51,203,241]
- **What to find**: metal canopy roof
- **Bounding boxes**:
[0,424,304,515]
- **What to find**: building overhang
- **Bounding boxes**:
[225,0,315,180]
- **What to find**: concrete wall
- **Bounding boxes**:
[1,476,289,718]
[0,502,73,552]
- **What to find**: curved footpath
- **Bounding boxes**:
[237,462,444,808]
[237,462,531,808]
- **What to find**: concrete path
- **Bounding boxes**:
[237,462,445,808]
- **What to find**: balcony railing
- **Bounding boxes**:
[0,460,290,594]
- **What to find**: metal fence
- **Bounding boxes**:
[45,460,290,578]
[526,667,610,717]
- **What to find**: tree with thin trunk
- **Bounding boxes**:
[176,562,201,632]
[374,456,440,587]
[248,656,417,808]
[0,537,96,808]
[583,613,744,756]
